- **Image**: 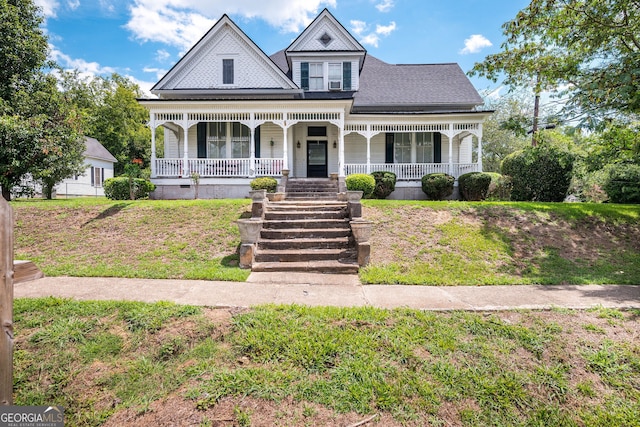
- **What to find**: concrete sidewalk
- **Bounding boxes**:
[13,273,640,311]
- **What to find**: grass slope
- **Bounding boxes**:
[13,299,640,426]
[11,198,640,285]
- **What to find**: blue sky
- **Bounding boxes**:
[38,0,530,96]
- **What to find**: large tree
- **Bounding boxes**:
[0,0,85,200]
[60,72,152,175]
[470,0,640,128]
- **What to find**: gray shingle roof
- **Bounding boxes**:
[268,52,483,113]
[352,55,483,113]
[84,137,117,163]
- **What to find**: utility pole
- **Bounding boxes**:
[531,73,541,147]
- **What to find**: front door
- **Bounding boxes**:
[307,140,328,177]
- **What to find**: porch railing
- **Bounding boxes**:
[154,158,283,178]
[344,163,480,180]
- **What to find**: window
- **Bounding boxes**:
[308,126,327,137]
[416,132,434,163]
[208,122,226,158]
[222,59,234,85]
[309,63,323,91]
[394,133,411,163]
[328,63,342,90]
[231,123,250,158]
[91,167,104,187]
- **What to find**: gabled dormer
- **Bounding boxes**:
[286,9,366,93]
[152,15,299,99]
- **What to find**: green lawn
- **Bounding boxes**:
[13,298,640,426]
[11,197,640,285]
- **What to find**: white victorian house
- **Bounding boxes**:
[139,9,491,199]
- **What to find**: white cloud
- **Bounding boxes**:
[155,49,172,63]
[375,0,394,13]
[49,44,116,76]
[459,34,492,55]
[351,20,395,48]
[143,67,168,81]
[67,0,80,10]
[376,21,396,36]
[350,20,367,36]
[124,0,337,51]
[34,0,60,18]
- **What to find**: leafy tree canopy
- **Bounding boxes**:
[470,0,640,126]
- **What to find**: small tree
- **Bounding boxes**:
[421,173,455,200]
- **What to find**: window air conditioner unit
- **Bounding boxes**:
[329,80,342,91]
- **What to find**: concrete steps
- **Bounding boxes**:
[285,178,339,201]
[252,182,358,274]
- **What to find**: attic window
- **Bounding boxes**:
[319,32,332,47]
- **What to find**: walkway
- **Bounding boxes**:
[13,273,640,311]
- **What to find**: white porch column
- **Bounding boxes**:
[448,123,454,175]
[282,119,289,172]
[150,123,157,178]
[338,125,345,177]
[366,136,371,175]
[182,113,190,176]
[478,123,483,172]
[249,114,256,177]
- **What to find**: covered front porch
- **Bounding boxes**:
[142,100,489,199]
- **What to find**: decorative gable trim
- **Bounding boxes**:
[152,15,298,94]
[286,9,366,54]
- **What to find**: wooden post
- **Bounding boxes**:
[0,197,14,405]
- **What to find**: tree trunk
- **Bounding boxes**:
[43,182,53,200]
[532,91,540,147]
[0,198,14,405]
[1,187,10,202]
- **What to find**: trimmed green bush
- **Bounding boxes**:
[345,173,375,198]
[250,176,278,193]
[485,172,513,201]
[103,177,156,200]
[602,163,640,204]
[421,173,454,200]
[370,171,397,199]
[501,145,574,202]
[458,172,492,201]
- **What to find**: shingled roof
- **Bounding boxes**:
[84,137,117,163]
[269,51,483,113]
[352,55,483,113]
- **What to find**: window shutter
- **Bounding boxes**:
[101,168,105,185]
[385,133,394,163]
[300,62,309,90]
[434,133,442,163]
[197,122,207,158]
[254,125,261,158]
[343,62,352,90]
[90,167,95,186]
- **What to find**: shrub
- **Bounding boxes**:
[345,173,375,198]
[421,173,454,200]
[602,163,640,204]
[485,172,513,201]
[371,171,397,199]
[103,177,156,200]
[458,172,492,201]
[250,177,278,193]
[501,145,574,202]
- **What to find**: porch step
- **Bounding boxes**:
[252,197,358,274]
[285,178,339,201]
[252,260,359,274]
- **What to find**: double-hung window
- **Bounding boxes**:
[309,63,323,91]
[208,123,226,158]
[328,63,342,90]
[231,123,250,158]
[416,133,434,163]
[222,59,234,85]
[394,133,412,163]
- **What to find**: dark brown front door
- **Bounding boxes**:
[307,140,328,177]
